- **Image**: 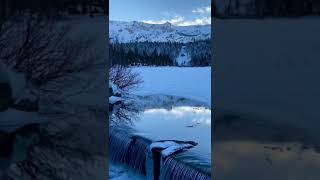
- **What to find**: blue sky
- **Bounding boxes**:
[110,0,211,26]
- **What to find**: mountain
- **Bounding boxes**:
[109,20,211,43]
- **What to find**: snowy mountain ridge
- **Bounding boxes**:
[109,20,211,43]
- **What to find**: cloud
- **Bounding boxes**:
[141,16,210,26]
[192,6,211,14]
[141,6,211,26]
[177,16,211,26]
[142,16,185,25]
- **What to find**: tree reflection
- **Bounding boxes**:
[109,98,142,126]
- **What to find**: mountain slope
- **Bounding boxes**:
[109,20,211,43]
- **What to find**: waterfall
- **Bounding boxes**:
[160,156,211,180]
[109,128,211,179]
[126,136,151,175]
[109,128,132,164]
[109,129,151,175]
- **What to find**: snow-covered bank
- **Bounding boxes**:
[131,67,211,106]
[0,109,39,133]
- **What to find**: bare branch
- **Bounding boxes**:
[109,65,143,93]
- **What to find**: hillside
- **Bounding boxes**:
[109,20,211,43]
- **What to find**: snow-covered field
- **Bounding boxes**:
[131,67,211,106]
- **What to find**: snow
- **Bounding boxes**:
[109,96,123,104]
[161,144,193,157]
[109,20,211,43]
[109,81,122,95]
[0,109,39,133]
[150,141,178,149]
[150,141,194,158]
[131,67,211,106]
[133,94,209,109]
[0,62,35,102]
[175,46,191,66]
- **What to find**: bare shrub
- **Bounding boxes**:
[109,65,143,125]
[109,65,143,93]
[110,101,141,126]
[0,13,99,103]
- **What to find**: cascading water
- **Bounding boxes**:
[109,95,211,179]
[109,128,132,164]
[109,128,151,175]
[109,128,211,180]
[126,136,152,175]
[160,156,211,180]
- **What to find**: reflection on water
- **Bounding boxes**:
[134,106,211,173]
[214,112,320,179]
[109,95,212,174]
[110,98,141,126]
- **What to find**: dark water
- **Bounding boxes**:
[214,112,320,180]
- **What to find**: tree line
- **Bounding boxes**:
[188,40,212,66]
[0,0,107,19]
[212,0,320,18]
[109,40,212,67]
[110,43,175,66]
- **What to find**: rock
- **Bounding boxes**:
[0,131,15,158]
[12,99,39,112]
[109,87,113,97]
[0,83,13,112]
[14,123,40,137]
[0,123,40,159]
